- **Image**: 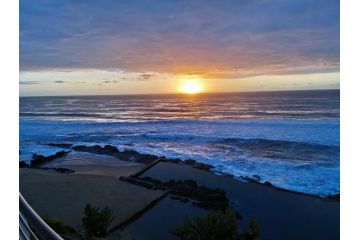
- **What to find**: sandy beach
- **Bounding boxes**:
[20,165,165,231]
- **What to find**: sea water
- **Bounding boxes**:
[20,90,339,196]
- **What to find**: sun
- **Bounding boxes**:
[180,79,203,94]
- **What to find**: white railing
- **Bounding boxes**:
[19,193,63,240]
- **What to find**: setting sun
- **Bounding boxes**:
[180,79,203,94]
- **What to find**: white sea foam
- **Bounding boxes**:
[19,91,340,196]
[20,118,339,196]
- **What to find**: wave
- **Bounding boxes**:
[19,118,340,196]
[216,138,339,164]
[20,112,113,118]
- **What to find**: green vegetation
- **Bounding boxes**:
[172,208,259,240]
[247,218,260,239]
[81,203,115,238]
[42,214,108,240]
[42,215,82,239]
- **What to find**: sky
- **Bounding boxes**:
[20,0,340,96]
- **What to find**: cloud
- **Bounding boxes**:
[102,80,119,83]
[20,0,339,78]
[20,80,66,84]
[138,73,155,81]
[19,81,41,85]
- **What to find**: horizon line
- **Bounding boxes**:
[19,88,340,98]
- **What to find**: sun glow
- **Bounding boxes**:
[180,79,203,94]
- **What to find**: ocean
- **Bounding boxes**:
[19,90,340,196]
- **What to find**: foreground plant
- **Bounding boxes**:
[172,208,259,240]
[81,203,115,238]
[42,215,82,239]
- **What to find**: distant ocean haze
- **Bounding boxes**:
[20,90,339,122]
[19,90,340,196]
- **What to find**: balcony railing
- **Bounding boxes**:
[19,193,63,240]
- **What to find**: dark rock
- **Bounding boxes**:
[180,198,190,203]
[53,167,74,174]
[38,167,75,174]
[193,163,214,171]
[19,161,30,168]
[140,176,162,185]
[241,175,260,183]
[103,145,120,154]
[184,159,197,165]
[264,181,273,186]
[72,145,100,152]
[168,180,228,210]
[121,176,229,210]
[327,193,340,201]
[167,158,181,163]
[119,176,154,189]
[30,151,70,167]
[72,144,119,155]
[223,173,234,178]
[171,196,182,200]
[183,179,198,188]
[117,150,158,164]
[48,143,72,148]
[252,175,261,181]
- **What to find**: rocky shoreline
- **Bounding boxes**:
[19,142,340,201]
[19,142,340,240]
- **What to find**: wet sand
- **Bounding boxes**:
[138,161,340,240]
[43,151,142,168]
[19,167,164,230]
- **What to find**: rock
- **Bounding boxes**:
[171,196,181,200]
[30,151,70,167]
[184,159,197,165]
[72,145,100,152]
[103,145,120,154]
[53,167,74,174]
[71,145,160,164]
[140,176,162,185]
[119,176,154,189]
[223,173,234,178]
[252,175,261,181]
[241,175,260,183]
[38,167,75,174]
[19,161,30,168]
[48,143,72,148]
[117,149,158,164]
[72,144,119,155]
[264,181,273,186]
[180,198,190,203]
[168,158,181,163]
[183,179,198,187]
[193,163,214,171]
[168,180,228,210]
[122,176,229,210]
[327,193,340,201]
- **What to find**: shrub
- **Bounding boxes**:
[172,208,259,240]
[81,203,115,238]
[249,218,260,238]
[42,215,81,238]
